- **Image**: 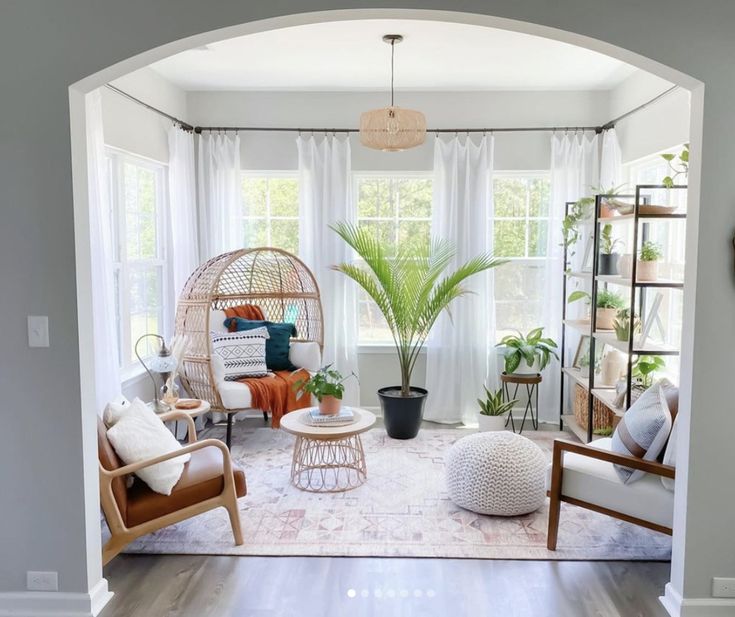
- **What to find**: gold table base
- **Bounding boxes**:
[290,433,367,492]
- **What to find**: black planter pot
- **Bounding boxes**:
[598,252,620,275]
[378,386,428,440]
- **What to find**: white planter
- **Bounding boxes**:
[478,414,507,432]
[618,253,634,279]
[637,259,659,282]
[497,347,539,375]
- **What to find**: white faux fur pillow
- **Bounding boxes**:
[106,398,190,495]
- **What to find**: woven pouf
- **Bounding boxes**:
[445,431,547,516]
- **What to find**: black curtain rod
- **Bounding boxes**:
[104,84,194,132]
[600,85,678,131]
[193,125,603,134]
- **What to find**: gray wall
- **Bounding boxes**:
[0,3,733,616]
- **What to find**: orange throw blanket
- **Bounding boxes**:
[238,369,311,428]
[224,304,265,325]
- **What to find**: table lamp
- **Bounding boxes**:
[135,333,178,413]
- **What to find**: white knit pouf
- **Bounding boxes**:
[445,431,547,516]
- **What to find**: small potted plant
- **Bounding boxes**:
[477,386,517,432]
[496,328,559,375]
[612,307,641,342]
[294,364,357,416]
[567,289,591,323]
[595,290,626,330]
[638,240,663,282]
[632,355,666,388]
[599,223,624,275]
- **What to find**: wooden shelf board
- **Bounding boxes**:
[561,414,602,442]
[565,270,592,280]
[596,274,632,286]
[596,213,687,224]
[592,331,679,355]
[561,367,589,387]
[563,319,592,334]
[598,214,634,223]
[596,275,683,288]
[591,388,626,417]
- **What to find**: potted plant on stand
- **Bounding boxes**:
[595,290,626,330]
[496,328,559,375]
[331,222,505,439]
[294,365,357,416]
[477,386,517,432]
[599,223,624,275]
[637,241,663,282]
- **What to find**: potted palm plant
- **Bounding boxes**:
[331,222,505,439]
[477,386,517,432]
[496,327,559,375]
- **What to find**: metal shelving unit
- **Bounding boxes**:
[560,185,687,442]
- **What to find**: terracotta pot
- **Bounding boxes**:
[599,202,615,218]
[477,414,507,432]
[596,307,617,330]
[318,395,341,416]
[637,259,659,282]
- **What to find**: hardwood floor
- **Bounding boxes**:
[102,555,670,617]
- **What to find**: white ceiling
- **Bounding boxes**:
[151,19,638,92]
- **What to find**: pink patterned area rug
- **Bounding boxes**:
[122,427,671,560]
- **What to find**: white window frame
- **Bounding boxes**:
[239,170,300,250]
[353,171,434,348]
[106,147,169,377]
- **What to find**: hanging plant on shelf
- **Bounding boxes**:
[661,144,689,188]
[561,196,595,254]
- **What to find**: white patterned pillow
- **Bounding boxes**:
[611,385,672,484]
[211,327,269,380]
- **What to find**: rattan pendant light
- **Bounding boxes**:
[360,34,426,152]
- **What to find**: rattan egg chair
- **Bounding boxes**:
[175,248,323,442]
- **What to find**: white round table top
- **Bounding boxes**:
[158,398,211,420]
[280,407,376,439]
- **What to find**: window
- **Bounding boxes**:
[355,173,433,344]
[240,173,300,254]
[107,149,168,372]
[492,173,552,340]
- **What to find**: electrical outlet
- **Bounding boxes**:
[27,315,50,348]
[713,577,735,598]
[27,571,58,591]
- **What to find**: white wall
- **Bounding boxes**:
[188,89,609,405]
[610,71,689,163]
[1,4,733,616]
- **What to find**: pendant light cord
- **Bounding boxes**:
[390,39,395,107]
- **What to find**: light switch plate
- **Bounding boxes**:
[27,315,49,348]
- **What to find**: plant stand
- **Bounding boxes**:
[501,372,541,434]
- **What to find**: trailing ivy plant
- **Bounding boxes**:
[561,196,595,254]
[661,144,689,188]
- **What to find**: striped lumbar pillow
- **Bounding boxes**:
[211,327,270,380]
[611,385,672,484]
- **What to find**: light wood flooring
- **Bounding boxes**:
[102,555,670,617]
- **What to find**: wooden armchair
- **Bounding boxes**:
[547,438,675,550]
[98,412,246,564]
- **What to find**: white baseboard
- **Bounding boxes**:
[0,578,113,617]
[661,583,735,617]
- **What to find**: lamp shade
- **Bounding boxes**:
[359,106,427,152]
[148,352,178,374]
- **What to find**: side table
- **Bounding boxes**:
[500,372,541,434]
[158,399,211,442]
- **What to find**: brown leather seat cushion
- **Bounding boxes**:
[126,444,246,527]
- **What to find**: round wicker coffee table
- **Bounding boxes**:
[280,408,376,493]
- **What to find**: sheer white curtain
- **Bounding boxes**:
[600,128,623,189]
[86,90,120,413]
[297,135,359,406]
[425,135,495,425]
[167,125,199,298]
[197,132,241,260]
[546,132,600,422]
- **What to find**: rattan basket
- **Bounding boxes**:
[573,383,615,431]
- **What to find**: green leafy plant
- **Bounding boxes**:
[632,355,666,388]
[477,386,517,417]
[496,327,559,373]
[294,364,357,402]
[596,289,626,310]
[561,196,594,251]
[639,240,663,262]
[612,308,641,342]
[567,290,591,305]
[593,426,614,437]
[661,144,689,188]
[600,223,624,255]
[331,222,506,397]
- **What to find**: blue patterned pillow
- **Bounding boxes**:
[611,385,672,484]
[210,327,269,380]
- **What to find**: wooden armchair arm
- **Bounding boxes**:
[100,439,233,479]
[553,438,675,479]
[157,410,197,443]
